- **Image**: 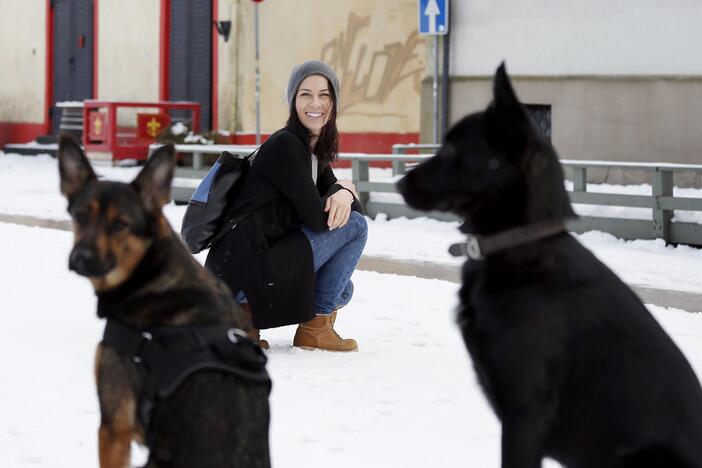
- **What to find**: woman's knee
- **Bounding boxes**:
[347,211,368,240]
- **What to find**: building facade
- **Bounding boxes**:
[0,0,426,153]
[428,0,702,179]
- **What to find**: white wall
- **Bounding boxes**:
[451,0,702,76]
[0,0,46,122]
[98,0,160,101]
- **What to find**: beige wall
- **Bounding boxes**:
[98,0,160,102]
[224,0,424,134]
[0,0,47,123]
[424,75,702,183]
[0,0,422,135]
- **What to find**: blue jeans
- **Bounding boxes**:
[236,211,368,314]
[301,211,368,314]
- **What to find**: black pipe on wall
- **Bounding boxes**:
[441,1,451,141]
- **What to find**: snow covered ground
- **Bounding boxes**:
[1,151,702,467]
[2,221,702,468]
[2,152,702,295]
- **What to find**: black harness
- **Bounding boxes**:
[101,318,270,440]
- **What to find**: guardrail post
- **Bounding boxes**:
[352,159,370,211]
[391,145,406,176]
[573,167,587,192]
[193,152,203,170]
[652,168,673,242]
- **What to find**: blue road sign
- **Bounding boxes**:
[419,0,448,35]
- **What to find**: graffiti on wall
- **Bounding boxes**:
[321,13,424,117]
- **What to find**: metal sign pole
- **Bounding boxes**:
[420,0,447,145]
[433,34,439,144]
[254,2,261,145]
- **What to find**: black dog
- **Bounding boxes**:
[398,64,702,468]
[58,135,271,468]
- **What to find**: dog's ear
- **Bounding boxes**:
[486,62,533,157]
[58,134,97,202]
[132,144,176,213]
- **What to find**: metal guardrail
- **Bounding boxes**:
[390,143,442,175]
[150,143,259,171]
[162,143,702,245]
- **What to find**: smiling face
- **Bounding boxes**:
[294,74,333,136]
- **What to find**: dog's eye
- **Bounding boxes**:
[109,219,129,232]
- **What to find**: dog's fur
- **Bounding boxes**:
[398,64,702,468]
[58,136,270,468]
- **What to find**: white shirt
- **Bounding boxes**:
[311,154,318,184]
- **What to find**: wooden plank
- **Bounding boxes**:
[568,192,653,208]
[364,201,459,222]
[340,153,432,162]
[671,222,702,245]
[561,160,702,173]
[356,181,398,193]
[659,196,702,211]
[175,168,207,179]
[567,217,654,240]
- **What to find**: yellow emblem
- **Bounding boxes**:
[93,115,103,135]
[146,117,162,137]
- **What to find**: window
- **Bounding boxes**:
[525,104,552,141]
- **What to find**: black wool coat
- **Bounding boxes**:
[204,127,362,329]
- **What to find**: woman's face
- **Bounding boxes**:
[295,74,333,136]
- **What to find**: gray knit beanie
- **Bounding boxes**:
[286,60,340,109]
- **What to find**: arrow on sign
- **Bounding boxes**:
[424,0,440,34]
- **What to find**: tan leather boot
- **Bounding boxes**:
[240,303,269,350]
[293,313,358,352]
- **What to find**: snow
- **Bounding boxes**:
[2,151,702,466]
[170,122,189,135]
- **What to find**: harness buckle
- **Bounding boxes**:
[465,234,483,260]
[133,331,154,364]
[227,328,248,344]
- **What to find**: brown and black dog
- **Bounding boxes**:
[58,135,271,468]
[398,65,702,468]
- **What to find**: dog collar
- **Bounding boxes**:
[448,221,567,260]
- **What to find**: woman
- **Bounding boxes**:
[205,60,367,352]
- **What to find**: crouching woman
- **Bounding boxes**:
[205,60,367,352]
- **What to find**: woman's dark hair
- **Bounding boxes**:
[285,77,339,165]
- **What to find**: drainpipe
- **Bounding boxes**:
[230,0,241,135]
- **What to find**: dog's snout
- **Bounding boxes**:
[69,246,111,277]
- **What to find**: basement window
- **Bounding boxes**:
[525,104,552,141]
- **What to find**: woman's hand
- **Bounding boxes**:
[336,179,359,199]
[325,189,354,230]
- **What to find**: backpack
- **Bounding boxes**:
[180,149,258,254]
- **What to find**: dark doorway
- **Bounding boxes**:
[169,0,212,131]
[52,0,94,134]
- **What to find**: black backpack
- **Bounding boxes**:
[180,149,258,254]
